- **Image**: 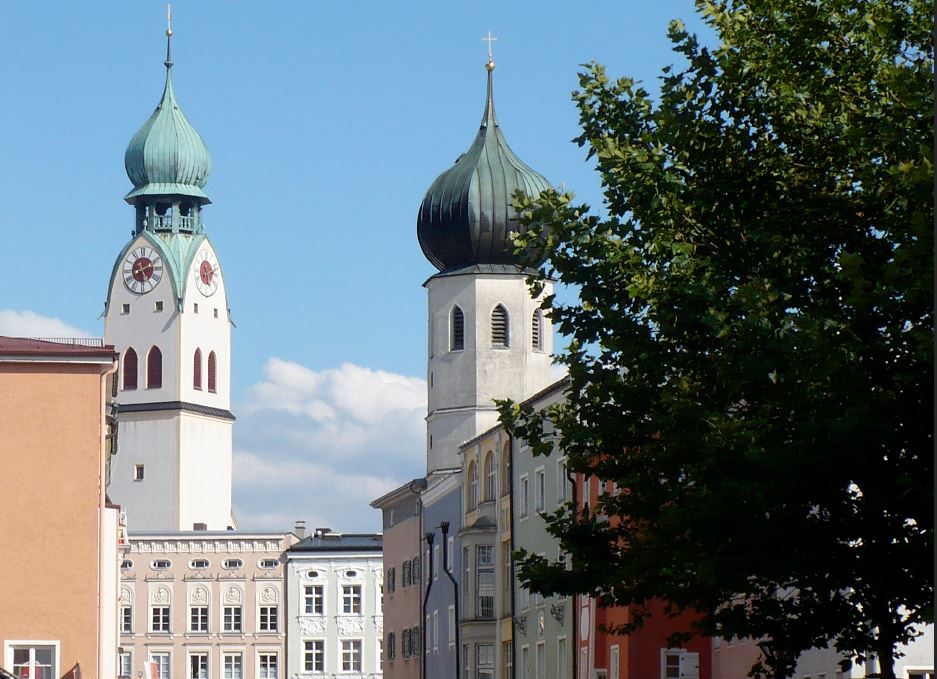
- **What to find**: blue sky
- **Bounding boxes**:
[0,1,713,532]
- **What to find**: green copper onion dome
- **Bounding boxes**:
[417,60,551,272]
[124,36,211,205]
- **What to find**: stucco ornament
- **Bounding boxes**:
[372,615,383,634]
[120,587,132,605]
[191,586,209,604]
[336,616,364,635]
[298,618,327,636]
[152,586,170,604]
[224,586,243,604]
[260,586,278,604]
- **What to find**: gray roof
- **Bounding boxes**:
[290,533,383,553]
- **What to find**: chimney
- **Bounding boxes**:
[294,520,306,539]
[314,527,332,538]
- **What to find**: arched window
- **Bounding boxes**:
[501,441,511,497]
[532,309,544,352]
[484,452,496,502]
[491,305,509,348]
[147,346,162,389]
[123,348,138,390]
[193,348,203,390]
[450,306,465,351]
[468,461,478,511]
[207,351,217,393]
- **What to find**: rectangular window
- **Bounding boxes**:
[120,604,133,633]
[477,643,495,679]
[189,605,209,632]
[433,610,439,652]
[213,308,219,318]
[342,640,362,672]
[303,641,324,672]
[121,303,130,314]
[557,458,568,501]
[520,475,529,517]
[402,629,411,657]
[151,653,170,679]
[151,605,171,632]
[502,541,512,614]
[343,585,362,613]
[119,651,132,678]
[425,614,431,654]
[477,545,495,618]
[223,605,243,632]
[412,555,421,583]
[610,645,620,679]
[504,641,514,679]
[448,605,456,647]
[259,605,278,632]
[193,303,199,314]
[663,651,682,679]
[463,644,471,679]
[519,584,530,611]
[463,546,471,609]
[387,632,396,660]
[155,301,164,312]
[258,653,278,679]
[434,544,440,579]
[559,638,570,679]
[223,653,243,679]
[536,641,546,679]
[535,468,546,511]
[521,645,530,679]
[189,653,208,679]
[447,537,454,573]
[304,585,324,614]
[133,464,145,481]
[402,559,412,587]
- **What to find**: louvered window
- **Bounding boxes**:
[123,348,138,390]
[450,306,465,351]
[491,305,509,348]
[208,351,217,393]
[193,348,202,390]
[111,370,118,398]
[532,310,544,351]
[147,346,162,389]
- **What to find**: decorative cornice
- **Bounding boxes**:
[118,400,235,421]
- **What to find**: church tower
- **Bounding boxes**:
[105,19,235,531]
[418,55,555,473]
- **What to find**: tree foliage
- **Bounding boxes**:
[501,1,933,677]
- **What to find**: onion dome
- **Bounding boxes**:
[123,30,211,205]
[417,59,551,272]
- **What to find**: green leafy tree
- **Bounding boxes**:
[501,2,933,678]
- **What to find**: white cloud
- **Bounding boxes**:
[0,310,92,338]
[232,358,426,532]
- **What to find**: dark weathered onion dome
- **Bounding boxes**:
[417,62,552,272]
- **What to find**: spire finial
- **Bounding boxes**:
[482,31,497,71]
[164,3,174,69]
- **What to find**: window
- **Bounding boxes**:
[468,461,478,510]
[119,651,132,678]
[411,627,421,656]
[663,651,682,679]
[151,605,171,632]
[208,351,217,393]
[485,452,496,501]
[477,545,494,619]
[155,300,164,312]
[189,652,208,679]
[190,559,209,569]
[258,654,278,679]
[519,584,530,611]
[123,348,138,390]
[477,644,495,679]
[433,544,440,579]
[303,641,324,672]
[463,547,471,609]
[412,555,421,583]
[223,558,243,569]
[501,441,511,496]
[535,468,546,511]
[214,308,219,319]
[147,346,162,389]
[661,650,699,679]
[521,646,530,679]
[193,303,199,314]
[193,348,202,390]
[402,559,412,587]
[259,606,278,632]
[402,629,411,657]
[121,603,133,633]
[121,303,131,314]
[448,606,456,647]
[464,644,471,678]
[387,568,396,593]
[519,475,529,518]
[447,537,454,573]
[151,653,170,679]
[189,605,209,632]
[343,585,362,613]
[557,459,568,502]
[532,309,544,351]
[559,638,570,679]
[502,541,512,613]
[133,464,145,481]
[152,559,171,570]
[450,305,465,351]
[223,654,243,679]
[387,632,396,660]
[10,646,56,679]
[342,640,362,672]
[112,371,118,397]
[536,642,546,679]
[121,559,133,571]
[223,606,243,632]
[433,610,439,651]
[425,614,430,653]
[259,558,278,569]
[491,304,509,347]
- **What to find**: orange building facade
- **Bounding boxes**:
[0,337,122,679]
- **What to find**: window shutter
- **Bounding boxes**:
[193,348,202,390]
[111,370,118,398]
[680,652,700,679]
[451,306,465,351]
[491,305,509,347]
[147,346,162,389]
[123,348,138,390]
[532,310,543,351]
[208,351,217,393]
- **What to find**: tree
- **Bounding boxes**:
[500,2,933,678]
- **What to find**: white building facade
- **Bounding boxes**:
[286,530,384,679]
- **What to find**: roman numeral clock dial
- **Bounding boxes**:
[194,250,219,297]
[122,246,163,294]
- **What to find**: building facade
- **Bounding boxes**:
[0,337,121,679]
[118,530,296,679]
[286,530,384,679]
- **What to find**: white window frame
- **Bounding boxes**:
[433,610,439,652]
[447,536,454,573]
[257,651,278,679]
[5,642,60,679]
[535,466,546,512]
[558,636,569,679]
[118,650,132,678]
[557,457,569,502]
[189,604,209,633]
[341,639,363,672]
[305,584,325,614]
[223,652,244,679]
[610,644,620,679]
[303,640,325,673]
[448,605,456,647]
[258,604,278,632]
[149,651,171,679]
[120,603,133,633]
[151,605,171,633]
[536,641,546,679]
[342,584,362,614]
[519,474,530,519]
[223,605,243,632]
[521,644,530,679]
[188,651,209,679]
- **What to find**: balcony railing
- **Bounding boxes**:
[26,337,104,347]
[144,215,197,232]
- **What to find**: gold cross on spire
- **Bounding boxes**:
[166,3,173,37]
[482,31,497,70]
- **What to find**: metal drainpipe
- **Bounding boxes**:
[567,464,578,679]
[441,521,460,679]
[423,530,435,679]
[507,434,517,679]
[407,481,425,679]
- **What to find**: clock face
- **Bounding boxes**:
[194,250,219,297]
[122,246,163,294]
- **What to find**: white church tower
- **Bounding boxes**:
[417,55,555,473]
[105,20,235,531]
